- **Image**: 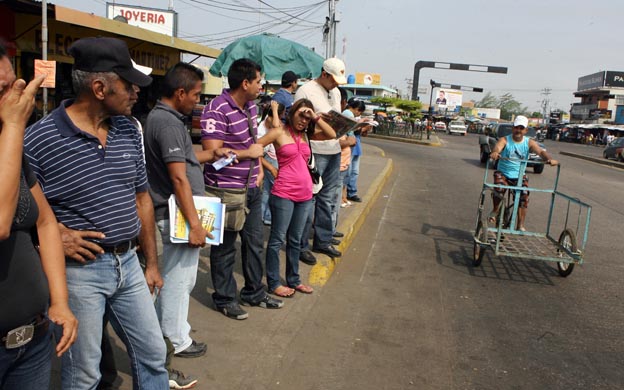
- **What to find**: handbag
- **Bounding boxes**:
[305,133,323,194]
[204,111,257,231]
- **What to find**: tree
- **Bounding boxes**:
[475,92,498,108]
[475,92,529,120]
[531,112,543,118]
[370,96,397,108]
[395,99,423,121]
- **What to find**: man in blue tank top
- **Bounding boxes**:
[489,115,558,231]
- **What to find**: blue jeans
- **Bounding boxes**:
[156,220,200,353]
[261,155,278,224]
[301,152,341,249]
[266,194,312,291]
[347,154,361,197]
[63,250,168,390]
[0,321,53,389]
[209,187,266,307]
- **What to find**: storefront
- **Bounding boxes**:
[571,71,624,123]
[0,0,220,122]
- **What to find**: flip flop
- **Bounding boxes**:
[270,285,295,298]
[293,284,314,294]
[488,211,498,224]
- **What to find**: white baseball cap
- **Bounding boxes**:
[131,60,152,76]
[513,115,528,128]
[323,57,347,85]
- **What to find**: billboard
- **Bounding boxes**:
[605,71,624,88]
[107,3,177,36]
[435,88,462,108]
[577,71,605,91]
[355,72,381,85]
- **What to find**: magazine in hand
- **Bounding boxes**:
[168,195,226,245]
[324,110,378,138]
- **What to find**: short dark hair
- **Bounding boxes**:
[338,87,348,103]
[347,97,365,112]
[227,58,261,90]
[161,62,204,98]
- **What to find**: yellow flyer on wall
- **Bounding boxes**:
[168,195,225,245]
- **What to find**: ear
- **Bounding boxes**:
[174,87,185,101]
[92,79,106,101]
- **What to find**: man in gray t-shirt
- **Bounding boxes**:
[144,63,224,362]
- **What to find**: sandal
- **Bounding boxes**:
[488,211,498,224]
[293,284,314,294]
[270,285,295,298]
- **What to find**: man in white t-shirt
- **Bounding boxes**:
[294,58,347,260]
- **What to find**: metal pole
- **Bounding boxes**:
[329,0,336,57]
[427,82,434,140]
[42,0,48,117]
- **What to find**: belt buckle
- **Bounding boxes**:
[5,324,35,349]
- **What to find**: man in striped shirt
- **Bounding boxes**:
[24,37,168,390]
[201,58,283,320]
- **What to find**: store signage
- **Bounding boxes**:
[106,3,177,37]
[605,71,624,88]
[577,71,604,91]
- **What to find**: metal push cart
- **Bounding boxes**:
[473,158,592,277]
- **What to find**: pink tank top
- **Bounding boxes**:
[271,128,313,202]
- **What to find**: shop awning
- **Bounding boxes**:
[54,5,220,59]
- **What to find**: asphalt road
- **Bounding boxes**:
[322,133,623,390]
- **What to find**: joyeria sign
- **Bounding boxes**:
[106,3,178,37]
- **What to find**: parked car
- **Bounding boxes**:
[603,137,624,161]
[434,121,446,131]
[447,120,467,136]
[478,123,546,173]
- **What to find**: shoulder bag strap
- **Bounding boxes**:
[244,110,256,190]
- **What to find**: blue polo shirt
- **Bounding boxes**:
[24,100,148,246]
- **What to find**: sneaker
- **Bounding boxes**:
[241,294,284,309]
[347,195,362,202]
[168,369,198,389]
[218,302,249,320]
[174,340,207,358]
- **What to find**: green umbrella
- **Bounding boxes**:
[209,33,324,81]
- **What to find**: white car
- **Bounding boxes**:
[434,121,447,131]
[447,120,467,136]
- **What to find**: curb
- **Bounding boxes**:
[560,151,624,170]
[368,133,442,147]
[307,157,394,286]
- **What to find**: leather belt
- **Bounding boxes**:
[100,239,137,255]
[1,314,49,349]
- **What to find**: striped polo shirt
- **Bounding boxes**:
[200,89,259,188]
[24,100,148,246]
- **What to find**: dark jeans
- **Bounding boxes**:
[266,194,312,291]
[300,152,341,250]
[0,320,53,389]
[210,187,266,307]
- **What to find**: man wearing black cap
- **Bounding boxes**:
[272,70,298,112]
[24,37,168,389]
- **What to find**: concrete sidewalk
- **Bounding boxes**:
[100,142,394,389]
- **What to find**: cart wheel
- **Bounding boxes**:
[556,229,577,277]
[473,219,487,267]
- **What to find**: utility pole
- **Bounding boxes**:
[42,0,48,117]
[541,87,551,126]
[327,0,339,58]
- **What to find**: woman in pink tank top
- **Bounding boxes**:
[258,99,336,297]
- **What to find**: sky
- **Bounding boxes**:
[50,0,624,113]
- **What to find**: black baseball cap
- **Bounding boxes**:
[68,37,152,87]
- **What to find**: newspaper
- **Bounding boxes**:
[323,110,378,138]
[168,195,225,245]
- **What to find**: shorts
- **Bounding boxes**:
[493,171,529,208]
